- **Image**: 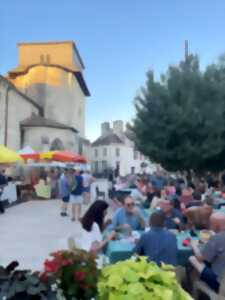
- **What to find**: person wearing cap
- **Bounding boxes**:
[135,211,177,266]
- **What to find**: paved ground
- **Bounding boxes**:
[0,179,112,271]
[0,200,85,271]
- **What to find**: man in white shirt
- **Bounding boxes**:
[82,171,95,204]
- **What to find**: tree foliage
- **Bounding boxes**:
[132,54,225,172]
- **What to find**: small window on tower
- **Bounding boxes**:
[46,55,51,64]
[40,55,44,64]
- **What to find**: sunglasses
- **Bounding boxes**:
[126,203,135,207]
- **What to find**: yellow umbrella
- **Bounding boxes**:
[0,145,22,163]
[39,151,56,160]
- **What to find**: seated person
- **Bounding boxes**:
[160,199,183,230]
[69,200,116,253]
[179,187,193,211]
[135,210,177,266]
[130,184,146,204]
[151,189,165,209]
[185,197,213,230]
[186,191,202,208]
[189,212,225,292]
[111,196,146,231]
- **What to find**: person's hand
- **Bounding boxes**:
[107,230,117,241]
[190,239,199,249]
[173,217,181,225]
[122,224,132,230]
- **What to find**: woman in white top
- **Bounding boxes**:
[79,200,115,253]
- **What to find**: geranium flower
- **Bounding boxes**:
[44,259,60,273]
[74,271,86,282]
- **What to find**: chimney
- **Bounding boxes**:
[101,122,110,136]
[113,120,124,135]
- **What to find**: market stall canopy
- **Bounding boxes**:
[74,154,87,163]
[40,151,56,160]
[53,151,82,163]
[0,145,23,164]
[18,146,39,161]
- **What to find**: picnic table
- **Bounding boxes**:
[106,231,196,266]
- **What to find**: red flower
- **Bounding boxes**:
[62,259,72,267]
[44,259,60,273]
[74,271,86,282]
[40,271,49,283]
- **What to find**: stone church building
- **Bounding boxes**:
[0,41,90,155]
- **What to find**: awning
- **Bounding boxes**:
[0,145,23,164]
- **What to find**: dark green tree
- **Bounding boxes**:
[132,54,225,172]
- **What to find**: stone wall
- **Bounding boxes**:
[22,126,79,153]
[0,78,40,150]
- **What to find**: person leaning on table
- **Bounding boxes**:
[189,212,225,292]
[111,195,146,231]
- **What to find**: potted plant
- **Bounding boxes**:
[42,249,98,300]
[0,261,56,300]
[98,257,193,300]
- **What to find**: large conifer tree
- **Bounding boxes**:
[132,55,225,172]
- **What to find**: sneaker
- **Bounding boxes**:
[60,212,67,217]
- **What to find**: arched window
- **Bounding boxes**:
[50,138,64,151]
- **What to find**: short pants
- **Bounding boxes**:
[70,194,83,204]
[83,187,90,193]
[200,266,220,292]
[62,195,70,203]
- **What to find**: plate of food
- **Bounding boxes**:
[199,230,213,243]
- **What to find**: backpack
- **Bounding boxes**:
[68,175,77,193]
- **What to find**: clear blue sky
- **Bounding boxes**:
[1,0,225,141]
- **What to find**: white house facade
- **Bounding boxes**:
[91,121,154,176]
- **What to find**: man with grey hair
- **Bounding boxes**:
[189,212,225,292]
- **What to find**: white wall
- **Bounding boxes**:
[23,127,79,152]
[91,143,152,176]
[0,79,39,150]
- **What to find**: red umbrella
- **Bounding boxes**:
[20,153,40,161]
[74,154,87,163]
[52,151,80,163]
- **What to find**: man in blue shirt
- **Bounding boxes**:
[112,196,146,231]
[59,169,70,217]
[135,210,177,266]
[70,169,83,222]
[160,199,183,230]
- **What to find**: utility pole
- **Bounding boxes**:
[4,84,10,146]
[185,40,189,62]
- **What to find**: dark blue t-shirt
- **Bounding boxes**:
[165,208,183,229]
[135,227,177,266]
[71,175,83,196]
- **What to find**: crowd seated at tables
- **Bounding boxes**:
[70,170,225,295]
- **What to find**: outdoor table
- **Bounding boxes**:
[106,231,195,266]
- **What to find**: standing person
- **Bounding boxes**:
[82,170,95,205]
[70,169,83,222]
[59,169,70,217]
[0,169,7,214]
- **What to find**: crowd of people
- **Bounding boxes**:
[73,170,225,293]
[1,165,225,293]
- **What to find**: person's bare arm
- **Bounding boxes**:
[191,240,204,262]
[91,231,116,253]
